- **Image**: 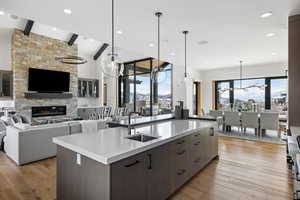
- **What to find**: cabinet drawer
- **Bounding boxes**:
[171,137,188,153]
[190,139,201,154]
[190,156,202,175]
[191,132,201,138]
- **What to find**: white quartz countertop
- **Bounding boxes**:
[53,119,216,165]
[109,113,174,126]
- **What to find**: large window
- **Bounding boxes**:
[216,81,231,110]
[119,58,173,116]
[215,76,287,112]
[233,79,265,111]
[157,64,172,114]
[270,78,288,112]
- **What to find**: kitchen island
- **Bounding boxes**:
[53,119,218,200]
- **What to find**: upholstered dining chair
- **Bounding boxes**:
[241,112,259,137]
[209,110,224,131]
[224,111,241,134]
[260,112,280,138]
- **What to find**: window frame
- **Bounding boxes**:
[118,58,173,116]
[215,76,287,110]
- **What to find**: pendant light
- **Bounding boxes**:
[150,12,166,83]
[239,60,243,89]
[102,0,124,78]
[183,30,189,79]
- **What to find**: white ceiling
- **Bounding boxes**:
[1,0,300,70]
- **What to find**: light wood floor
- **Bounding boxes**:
[0,137,293,200]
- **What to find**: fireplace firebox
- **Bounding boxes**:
[32,106,67,118]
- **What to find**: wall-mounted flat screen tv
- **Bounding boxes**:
[28,68,70,93]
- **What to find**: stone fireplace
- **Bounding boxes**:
[11,29,78,118]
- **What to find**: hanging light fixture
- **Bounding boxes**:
[235,60,266,91]
[55,56,87,65]
[219,60,266,94]
[150,12,167,83]
[102,0,124,78]
[183,30,189,80]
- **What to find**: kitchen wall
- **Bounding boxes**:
[199,62,287,113]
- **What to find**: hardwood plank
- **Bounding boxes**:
[0,136,293,200]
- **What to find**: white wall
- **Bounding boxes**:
[0,28,12,71]
[172,64,201,113]
[199,62,288,113]
[77,51,103,108]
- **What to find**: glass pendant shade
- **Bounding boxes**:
[156,69,167,83]
[101,51,124,78]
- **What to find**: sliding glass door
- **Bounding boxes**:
[215,81,232,110]
[119,58,173,116]
[270,78,288,112]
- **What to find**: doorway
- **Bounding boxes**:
[193,82,202,115]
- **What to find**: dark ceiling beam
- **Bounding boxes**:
[67,34,79,46]
[23,20,34,36]
[93,43,109,60]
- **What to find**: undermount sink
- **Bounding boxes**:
[126,134,159,142]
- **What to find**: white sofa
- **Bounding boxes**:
[5,122,82,165]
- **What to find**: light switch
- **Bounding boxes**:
[76,153,81,165]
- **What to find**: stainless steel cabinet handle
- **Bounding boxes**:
[177,150,186,155]
[177,140,185,145]
[147,154,152,170]
[177,169,186,175]
[210,128,214,136]
[124,160,140,168]
[194,141,200,146]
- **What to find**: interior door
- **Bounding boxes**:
[193,82,202,115]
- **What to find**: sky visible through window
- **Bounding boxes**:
[136,68,172,96]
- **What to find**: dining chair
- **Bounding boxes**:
[209,110,224,131]
[224,111,241,134]
[260,112,280,138]
[241,112,259,137]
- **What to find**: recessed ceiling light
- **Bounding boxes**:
[260,11,273,18]
[63,9,72,15]
[266,33,275,37]
[271,52,277,56]
[198,40,208,45]
[117,30,123,34]
[0,11,5,15]
[52,27,57,31]
[149,43,154,47]
[170,52,176,56]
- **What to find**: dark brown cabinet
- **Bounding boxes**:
[111,153,147,200]
[146,144,170,200]
[170,136,190,193]
[111,144,170,200]
[289,15,300,126]
[56,127,219,200]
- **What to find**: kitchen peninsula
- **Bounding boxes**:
[53,119,218,200]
